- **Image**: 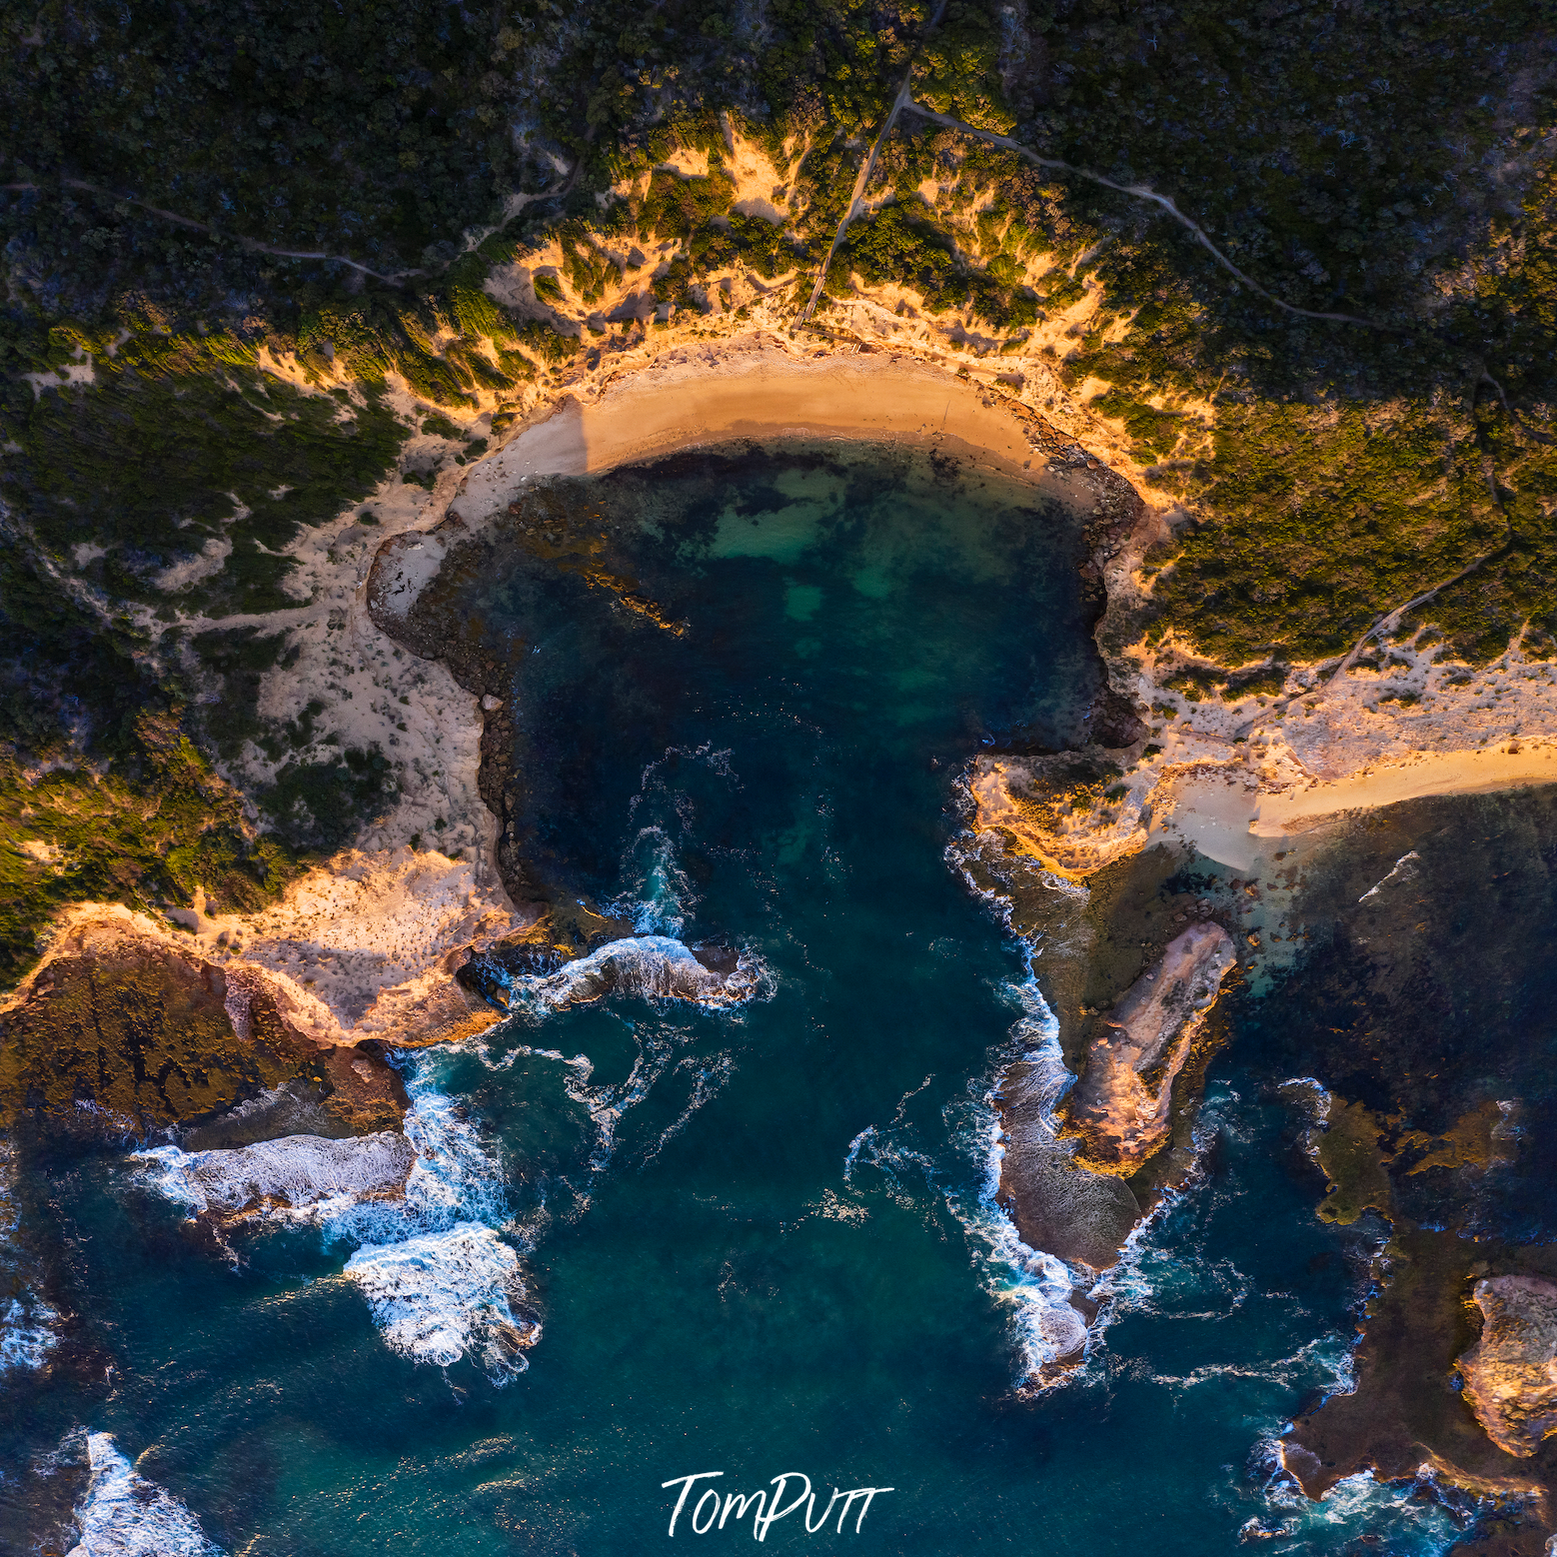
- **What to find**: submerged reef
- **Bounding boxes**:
[1258,793,1557,1551]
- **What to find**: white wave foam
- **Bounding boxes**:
[942,975,1104,1387]
[1358,849,1421,903]
[2,1295,59,1372]
[1247,1447,1462,1554]
[344,1223,539,1374]
[131,1133,415,1220]
[837,977,1094,1389]
[638,1050,737,1167]
[129,1057,532,1382]
[396,1082,508,1230]
[320,1062,536,1380]
[1002,975,1075,1114]
[944,1040,1094,1387]
[66,1431,222,1557]
[0,1142,58,1375]
[511,935,769,1014]
[615,826,694,936]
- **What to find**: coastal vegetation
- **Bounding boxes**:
[0,0,1554,979]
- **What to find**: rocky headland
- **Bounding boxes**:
[7,296,1557,1550]
[0,905,407,1145]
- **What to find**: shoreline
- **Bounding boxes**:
[450,335,1082,517]
[67,326,1557,1093]
[421,335,1557,893]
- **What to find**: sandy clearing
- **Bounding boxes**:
[1150,768,1263,871]
[160,845,528,1046]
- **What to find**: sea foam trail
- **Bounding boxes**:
[837,975,1093,1389]
[133,1132,415,1219]
[66,1432,223,1557]
[616,824,694,937]
[944,977,1095,1388]
[510,935,767,1014]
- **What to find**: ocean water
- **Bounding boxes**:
[4,443,1536,1554]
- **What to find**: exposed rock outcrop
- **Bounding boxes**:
[509,935,766,1013]
[1062,922,1236,1174]
[0,907,406,1142]
[1459,1276,1557,1458]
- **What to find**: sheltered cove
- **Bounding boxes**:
[13,341,1557,1544]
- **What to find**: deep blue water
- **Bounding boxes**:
[3,445,1499,1554]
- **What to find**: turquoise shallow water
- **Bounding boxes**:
[4,445,1517,1554]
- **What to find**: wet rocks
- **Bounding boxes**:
[1459,1276,1557,1457]
[516,935,765,1012]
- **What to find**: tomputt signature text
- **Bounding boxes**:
[662,1473,894,1541]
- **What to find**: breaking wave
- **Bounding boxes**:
[485,830,770,1176]
[329,1063,537,1377]
[1244,1443,1464,1554]
[836,983,1096,1390]
[942,979,1095,1388]
[344,1224,538,1375]
[132,1132,415,1220]
[65,1431,222,1557]
[506,934,770,1015]
[132,1057,533,1383]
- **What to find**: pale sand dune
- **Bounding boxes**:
[452,339,1053,520]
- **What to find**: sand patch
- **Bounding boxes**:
[164,847,529,1046]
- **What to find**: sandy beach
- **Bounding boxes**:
[1252,741,1557,832]
[450,336,1062,522]
[1146,742,1557,873]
